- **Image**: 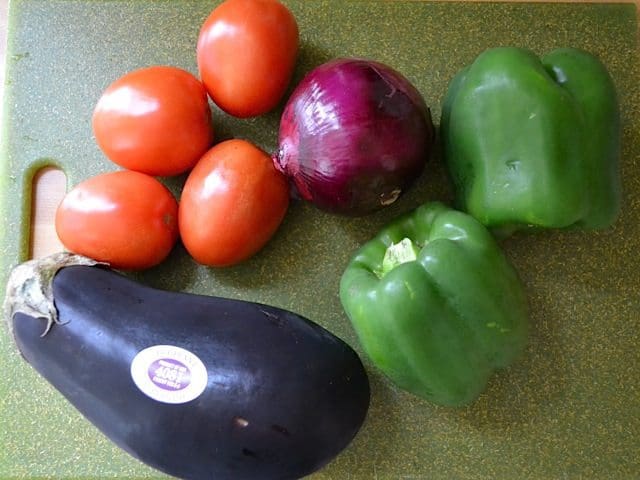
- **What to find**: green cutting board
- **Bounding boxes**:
[1,0,639,478]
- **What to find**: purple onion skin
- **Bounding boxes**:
[274,58,435,216]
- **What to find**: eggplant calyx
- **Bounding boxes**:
[3,252,103,340]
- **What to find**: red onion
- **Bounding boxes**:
[273,58,435,216]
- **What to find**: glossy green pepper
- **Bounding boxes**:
[441,47,621,231]
[339,202,528,407]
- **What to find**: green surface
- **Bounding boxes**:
[1,0,639,478]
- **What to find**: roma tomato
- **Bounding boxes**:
[197,0,299,118]
[55,171,179,270]
[92,66,214,176]
[179,139,289,267]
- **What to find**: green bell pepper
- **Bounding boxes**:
[441,47,621,231]
[339,202,528,407]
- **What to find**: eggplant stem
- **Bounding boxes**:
[3,252,103,341]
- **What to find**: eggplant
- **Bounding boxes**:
[3,253,370,480]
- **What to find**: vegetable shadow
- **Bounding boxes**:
[209,105,280,156]
[180,201,344,291]
[440,230,571,431]
[128,243,200,293]
[132,201,347,295]
[324,369,409,478]
[290,41,334,86]
[333,125,455,246]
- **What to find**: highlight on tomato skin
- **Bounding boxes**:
[55,171,180,271]
[196,0,299,118]
[92,66,214,177]
[179,139,290,267]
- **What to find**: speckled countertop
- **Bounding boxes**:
[0,0,9,128]
[1,1,639,479]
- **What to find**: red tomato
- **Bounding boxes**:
[55,171,179,270]
[179,139,289,266]
[92,66,214,176]
[197,0,299,118]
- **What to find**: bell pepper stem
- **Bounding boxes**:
[378,238,421,278]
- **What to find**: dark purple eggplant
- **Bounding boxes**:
[4,253,370,480]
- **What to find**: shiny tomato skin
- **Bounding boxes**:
[197,0,299,118]
[55,171,179,270]
[92,66,214,176]
[179,139,289,267]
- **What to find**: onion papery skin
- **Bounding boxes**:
[274,58,435,216]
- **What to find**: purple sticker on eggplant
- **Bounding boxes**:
[148,358,192,391]
[131,345,208,404]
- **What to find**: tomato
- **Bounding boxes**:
[196,0,299,118]
[55,171,179,270]
[179,139,289,266]
[92,66,214,176]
